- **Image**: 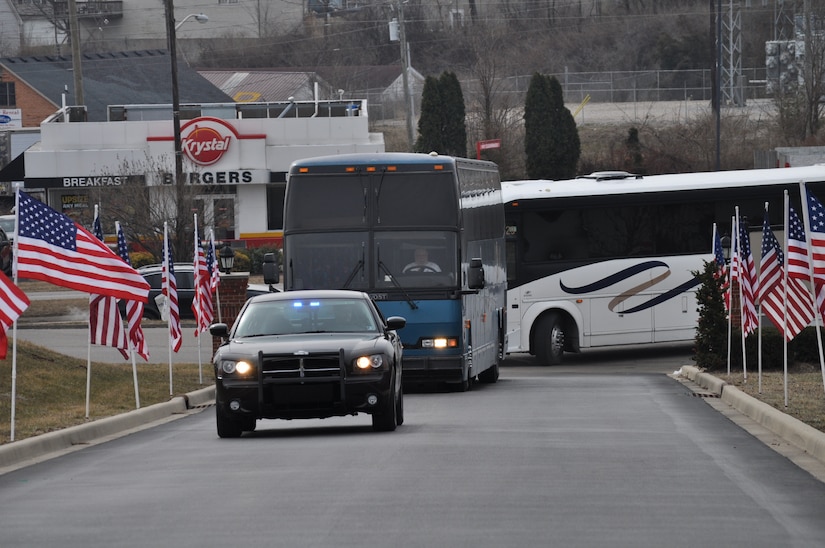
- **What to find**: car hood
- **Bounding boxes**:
[217,333,387,357]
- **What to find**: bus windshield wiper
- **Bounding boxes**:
[342,258,364,289]
[378,260,418,310]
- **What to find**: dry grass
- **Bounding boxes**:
[716,363,825,434]
[1,340,210,444]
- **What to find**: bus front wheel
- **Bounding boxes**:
[535,313,564,365]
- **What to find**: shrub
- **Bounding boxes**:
[130,251,156,268]
[232,249,251,272]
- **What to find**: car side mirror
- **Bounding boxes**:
[467,258,485,289]
[262,252,280,285]
[386,316,406,330]
[209,323,230,338]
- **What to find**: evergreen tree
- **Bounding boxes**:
[415,75,444,154]
[524,72,553,178]
[693,260,729,371]
[524,73,581,179]
[545,76,580,180]
[439,71,467,157]
[415,71,467,157]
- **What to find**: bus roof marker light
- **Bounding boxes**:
[433,165,444,170]
[345,166,356,173]
[366,166,377,172]
[298,167,309,173]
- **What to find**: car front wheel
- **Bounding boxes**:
[216,405,243,438]
[372,371,398,432]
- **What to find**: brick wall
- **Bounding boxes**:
[0,72,58,127]
[212,273,249,355]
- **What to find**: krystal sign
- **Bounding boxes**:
[181,117,239,166]
[147,117,267,183]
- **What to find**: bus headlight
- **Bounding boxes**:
[222,360,254,375]
[421,337,458,349]
[355,355,384,370]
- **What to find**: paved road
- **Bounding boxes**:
[15,324,213,365]
[1,363,824,547]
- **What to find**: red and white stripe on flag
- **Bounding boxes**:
[89,294,129,359]
[0,271,30,359]
[162,227,182,353]
[192,242,213,336]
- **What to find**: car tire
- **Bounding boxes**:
[395,379,404,426]
[216,405,243,438]
[372,370,398,432]
[535,312,564,365]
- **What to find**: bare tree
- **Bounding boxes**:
[87,155,209,263]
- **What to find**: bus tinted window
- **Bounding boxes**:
[285,177,366,230]
[377,174,457,226]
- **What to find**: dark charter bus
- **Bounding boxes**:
[283,152,506,390]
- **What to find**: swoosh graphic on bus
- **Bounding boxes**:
[621,278,702,313]
[560,261,670,294]
[608,269,671,311]
[559,260,701,313]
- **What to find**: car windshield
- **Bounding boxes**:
[0,217,14,234]
[233,298,378,337]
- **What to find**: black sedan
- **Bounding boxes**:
[126,264,275,320]
[209,290,406,438]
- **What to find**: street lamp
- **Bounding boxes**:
[219,244,235,275]
[176,13,209,31]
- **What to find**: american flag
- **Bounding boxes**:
[89,294,129,359]
[787,205,811,281]
[15,192,149,302]
[162,225,182,353]
[713,224,730,312]
[0,270,29,360]
[735,217,759,335]
[88,207,128,358]
[759,209,814,340]
[117,222,150,361]
[803,185,825,316]
[207,229,220,292]
[192,223,213,336]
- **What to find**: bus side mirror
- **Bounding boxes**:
[262,252,280,285]
[468,257,485,289]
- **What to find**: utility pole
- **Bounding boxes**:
[68,0,84,108]
[397,2,416,150]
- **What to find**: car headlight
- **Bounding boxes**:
[221,360,254,375]
[354,355,384,370]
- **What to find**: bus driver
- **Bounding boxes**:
[403,247,441,273]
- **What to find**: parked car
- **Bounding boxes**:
[0,214,15,243]
[128,263,275,320]
[0,225,12,277]
[209,290,406,438]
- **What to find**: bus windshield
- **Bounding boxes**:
[375,231,457,289]
[285,232,368,290]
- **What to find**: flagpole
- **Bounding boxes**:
[783,192,790,408]
[85,204,101,418]
[797,181,825,395]
[194,214,203,385]
[736,208,748,381]
[727,215,734,376]
[758,202,771,394]
[10,189,20,441]
[165,222,173,396]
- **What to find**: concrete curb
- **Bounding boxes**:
[679,366,825,465]
[0,386,215,472]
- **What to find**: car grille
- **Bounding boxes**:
[261,351,343,380]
